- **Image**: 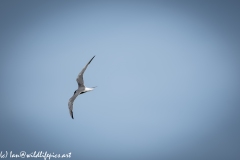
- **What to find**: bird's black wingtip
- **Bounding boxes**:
[70,110,74,119]
[88,55,95,64]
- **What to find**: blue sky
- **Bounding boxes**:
[0,1,240,160]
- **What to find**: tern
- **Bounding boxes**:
[68,56,96,119]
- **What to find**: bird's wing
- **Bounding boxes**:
[68,93,79,119]
[76,56,95,88]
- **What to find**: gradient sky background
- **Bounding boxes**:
[0,1,240,160]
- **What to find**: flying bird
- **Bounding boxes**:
[68,56,96,119]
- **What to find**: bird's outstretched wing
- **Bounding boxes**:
[76,56,95,87]
[68,93,79,119]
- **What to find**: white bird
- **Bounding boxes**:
[68,56,96,119]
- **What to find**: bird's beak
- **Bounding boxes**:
[92,86,97,88]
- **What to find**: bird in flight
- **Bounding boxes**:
[68,56,96,119]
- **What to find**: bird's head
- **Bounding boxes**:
[73,90,77,95]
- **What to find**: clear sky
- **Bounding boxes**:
[0,1,240,160]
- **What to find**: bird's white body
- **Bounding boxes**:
[83,87,94,92]
[78,87,95,95]
[68,56,96,119]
